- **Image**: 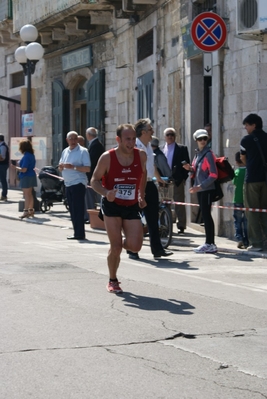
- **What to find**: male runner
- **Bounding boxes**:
[91,124,147,293]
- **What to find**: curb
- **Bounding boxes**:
[1,212,267,259]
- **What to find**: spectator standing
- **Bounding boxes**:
[77,135,91,223]
[232,151,248,249]
[0,134,9,201]
[128,119,173,260]
[91,124,147,293]
[58,131,91,240]
[151,136,172,178]
[240,113,267,251]
[85,127,105,215]
[183,129,218,254]
[163,128,190,234]
[77,135,85,146]
[11,139,37,219]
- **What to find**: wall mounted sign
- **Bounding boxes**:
[191,12,227,52]
[181,23,202,59]
[62,46,93,72]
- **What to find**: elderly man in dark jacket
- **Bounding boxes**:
[85,127,105,219]
[163,128,190,234]
[0,134,9,201]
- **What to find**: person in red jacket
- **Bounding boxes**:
[91,124,147,293]
[183,129,218,254]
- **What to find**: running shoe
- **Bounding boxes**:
[106,281,123,293]
[194,243,217,254]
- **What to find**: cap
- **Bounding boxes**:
[151,136,159,147]
[193,129,209,141]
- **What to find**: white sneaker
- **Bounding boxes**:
[247,245,263,252]
[194,243,217,254]
[208,244,218,253]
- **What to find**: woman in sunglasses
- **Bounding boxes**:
[183,129,218,254]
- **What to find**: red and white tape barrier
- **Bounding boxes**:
[163,200,267,213]
[35,169,267,213]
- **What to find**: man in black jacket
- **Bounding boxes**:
[163,128,190,234]
[240,113,267,251]
[0,134,9,201]
[85,127,105,219]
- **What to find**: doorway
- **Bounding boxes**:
[74,80,87,139]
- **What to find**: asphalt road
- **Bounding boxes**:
[0,216,266,399]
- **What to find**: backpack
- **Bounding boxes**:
[193,152,234,202]
[215,157,235,183]
[211,157,234,202]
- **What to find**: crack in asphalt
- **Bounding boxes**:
[0,331,194,355]
[0,328,259,355]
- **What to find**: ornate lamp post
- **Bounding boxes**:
[14,24,44,113]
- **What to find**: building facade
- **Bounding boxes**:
[0,0,266,237]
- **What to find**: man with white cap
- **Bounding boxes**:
[183,129,218,254]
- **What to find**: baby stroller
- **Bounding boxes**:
[39,166,69,213]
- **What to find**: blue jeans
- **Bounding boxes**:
[0,164,8,197]
[233,203,248,245]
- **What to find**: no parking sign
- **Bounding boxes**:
[191,12,227,52]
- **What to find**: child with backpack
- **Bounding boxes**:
[232,151,248,249]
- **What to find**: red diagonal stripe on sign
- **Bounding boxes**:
[198,19,221,44]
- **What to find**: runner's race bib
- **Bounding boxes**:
[114,184,136,200]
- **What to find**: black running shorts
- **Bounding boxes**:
[100,197,141,220]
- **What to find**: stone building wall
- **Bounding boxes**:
[219,0,267,237]
[1,0,267,237]
[0,47,8,138]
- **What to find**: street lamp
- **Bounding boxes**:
[15,24,44,113]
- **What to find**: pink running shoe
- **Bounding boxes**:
[106,281,123,294]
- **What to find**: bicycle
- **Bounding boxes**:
[157,178,174,249]
[140,178,174,249]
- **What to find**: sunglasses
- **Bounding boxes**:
[166,133,175,137]
[197,137,208,142]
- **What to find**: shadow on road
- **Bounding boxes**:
[121,292,195,315]
[137,257,199,271]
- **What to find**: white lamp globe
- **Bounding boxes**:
[20,24,38,42]
[25,42,44,61]
[14,46,27,64]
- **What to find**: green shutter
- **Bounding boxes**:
[52,80,70,166]
[137,71,154,122]
[86,69,105,145]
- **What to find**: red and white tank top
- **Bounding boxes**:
[102,148,143,206]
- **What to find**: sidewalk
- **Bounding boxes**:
[1,189,267,258]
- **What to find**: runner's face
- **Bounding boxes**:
[118,128,136,152]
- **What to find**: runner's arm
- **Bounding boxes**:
[91,152,117,202]
[91,152,110,196]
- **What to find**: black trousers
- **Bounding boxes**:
[197,190,215,245]
[143,181,163,255]
[66,183,86,238]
